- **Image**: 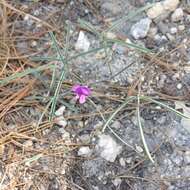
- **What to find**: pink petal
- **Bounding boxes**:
[79,95,86,104]
[72,85,80,92]
[81,87,91,96]
[75,94,79,100]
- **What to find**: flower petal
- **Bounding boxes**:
[81,87,91,96]
[79,95,86,104]
[75,94,79,100]
[72,85,80,92]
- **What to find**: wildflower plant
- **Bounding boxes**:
[72,84,91,104]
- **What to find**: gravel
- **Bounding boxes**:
[147,0,179,20]
[75,31,90,52]
[171,8,184,22]
[130,17,152,39]
[6,0,190,189]
[96,134,122,162]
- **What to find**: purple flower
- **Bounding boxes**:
[72,84,91,104]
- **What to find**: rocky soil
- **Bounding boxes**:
[1,0,190,190]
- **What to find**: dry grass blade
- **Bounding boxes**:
[0,0,56,31]
[0,64,55,86]
[49,31,69,119]
[140,96,190,119]
[102,96,136,132]
[137,95,154,163]
[0,83,32,120]
[104,3,153,33]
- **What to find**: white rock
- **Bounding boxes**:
[148,27,158,38]
[135,145,144,153]
[24,14,30,21]
[111,121,121,129]
[171,8,184,22]
[170,27,177,34]
[184,151,190,164]
[163,0,179,11]
[55,105,66,116]
[101,2,121,15]
[23,140,33,148]
[130,18,151,39]
[166,33,175,41]
[125,38,135,50]
[31,41,37,47]
[75,31,90,52]
[55,116,67,127]
[125,38,133,44]
[97,134,122,162]
[78,147,92,157]
[106,32,117,39]
[154,34,168,45]
[147,2,164,19]
[119,157,126,167]
[126,157,132,164]
[58,128,70,141]
[147,0,179,19]
[175,101,190,133]
[62,131,70,141]
[112,178,122,187]
[178,25,185,31]
[177,83,182,89]
[0,7,2,19]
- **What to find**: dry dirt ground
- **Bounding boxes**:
[1,0,190,190]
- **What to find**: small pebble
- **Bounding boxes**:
[24,14,30,21]
[23,140,33,148]
[127,76,134,84]
[178,25,185,31]
[157,116,167,125]
[111,121,121,129]
[106,32,116,39]
[170,153,184,166]
[101,2,121,15]
[186,15,190,22]
[177,83,182,89]
[33,9,40,16]
[136,145,144,153]
[147,2,164,19]
[119,157,126,167]
[172,73,180,79]
[158,21,169,34]
[55,116,67,127]
[36,23,42,28]
[112,178,122,187]
[166,33,175,41]
[55,106,65,116]
[170,27,177,34]
[184,151,190,164]
[84,9,89,14]
[60,130,70,141]
[78,121,83,128]
[75,31,90,52]
[155,106,161,110]
[171,8,184,22]
[126,157,132,164]
[97,134,122,162]
[154,34,168,45]
[162,0,179,11]
[78,147,92,157]
[140,76,145,82]
[130,18,151,39]
[148,27,158,38]
[147,0,179,19]
[31,41,37,47]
